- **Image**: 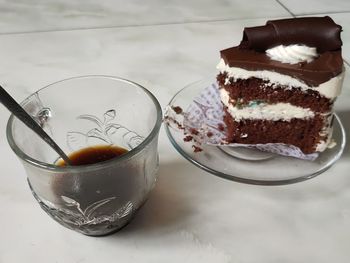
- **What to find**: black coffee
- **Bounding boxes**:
[57,145,128,166]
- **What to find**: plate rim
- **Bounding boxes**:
[164,80,346,186]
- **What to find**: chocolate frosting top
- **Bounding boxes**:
[220,17,344,86]
[241,16,342,52]
[220,47,343,87]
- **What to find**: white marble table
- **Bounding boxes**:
[0,1,350,262]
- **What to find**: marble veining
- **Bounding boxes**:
[280,0,350,15]
[0,0,289,33]
[0,1,349,262]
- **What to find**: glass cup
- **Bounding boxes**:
[6,76,162,236]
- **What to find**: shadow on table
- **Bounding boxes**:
[116,159,199,235]
[262,110,350,201]
[109,112,350,236]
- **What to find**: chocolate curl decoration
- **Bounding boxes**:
[240,16,342,52]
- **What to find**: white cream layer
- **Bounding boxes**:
[217,59,345,99]
[220,89,315,121]
[315,114,334,152]
[315,127,333,152]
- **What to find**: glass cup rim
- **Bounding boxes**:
[6,75,163,172]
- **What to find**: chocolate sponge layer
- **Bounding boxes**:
[222,107,328,154]
[217,72,332,113]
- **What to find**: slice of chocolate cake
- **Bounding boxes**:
[217,16,344,154]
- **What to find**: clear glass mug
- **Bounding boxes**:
[6,76,162,236]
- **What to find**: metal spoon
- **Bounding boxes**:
[0,85,72,165]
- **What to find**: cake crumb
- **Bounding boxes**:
[327,139,337,149]
[192,145,203,152]
[218,123,225,131]
[172,106,183,114]
[164,116,184,130]
[184,135,193,142]
[189,128,199,135]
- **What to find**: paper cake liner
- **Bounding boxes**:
[166,82,329,161]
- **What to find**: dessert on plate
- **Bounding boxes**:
[217,16,344,154]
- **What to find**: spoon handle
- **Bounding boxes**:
[0,85,72,165]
